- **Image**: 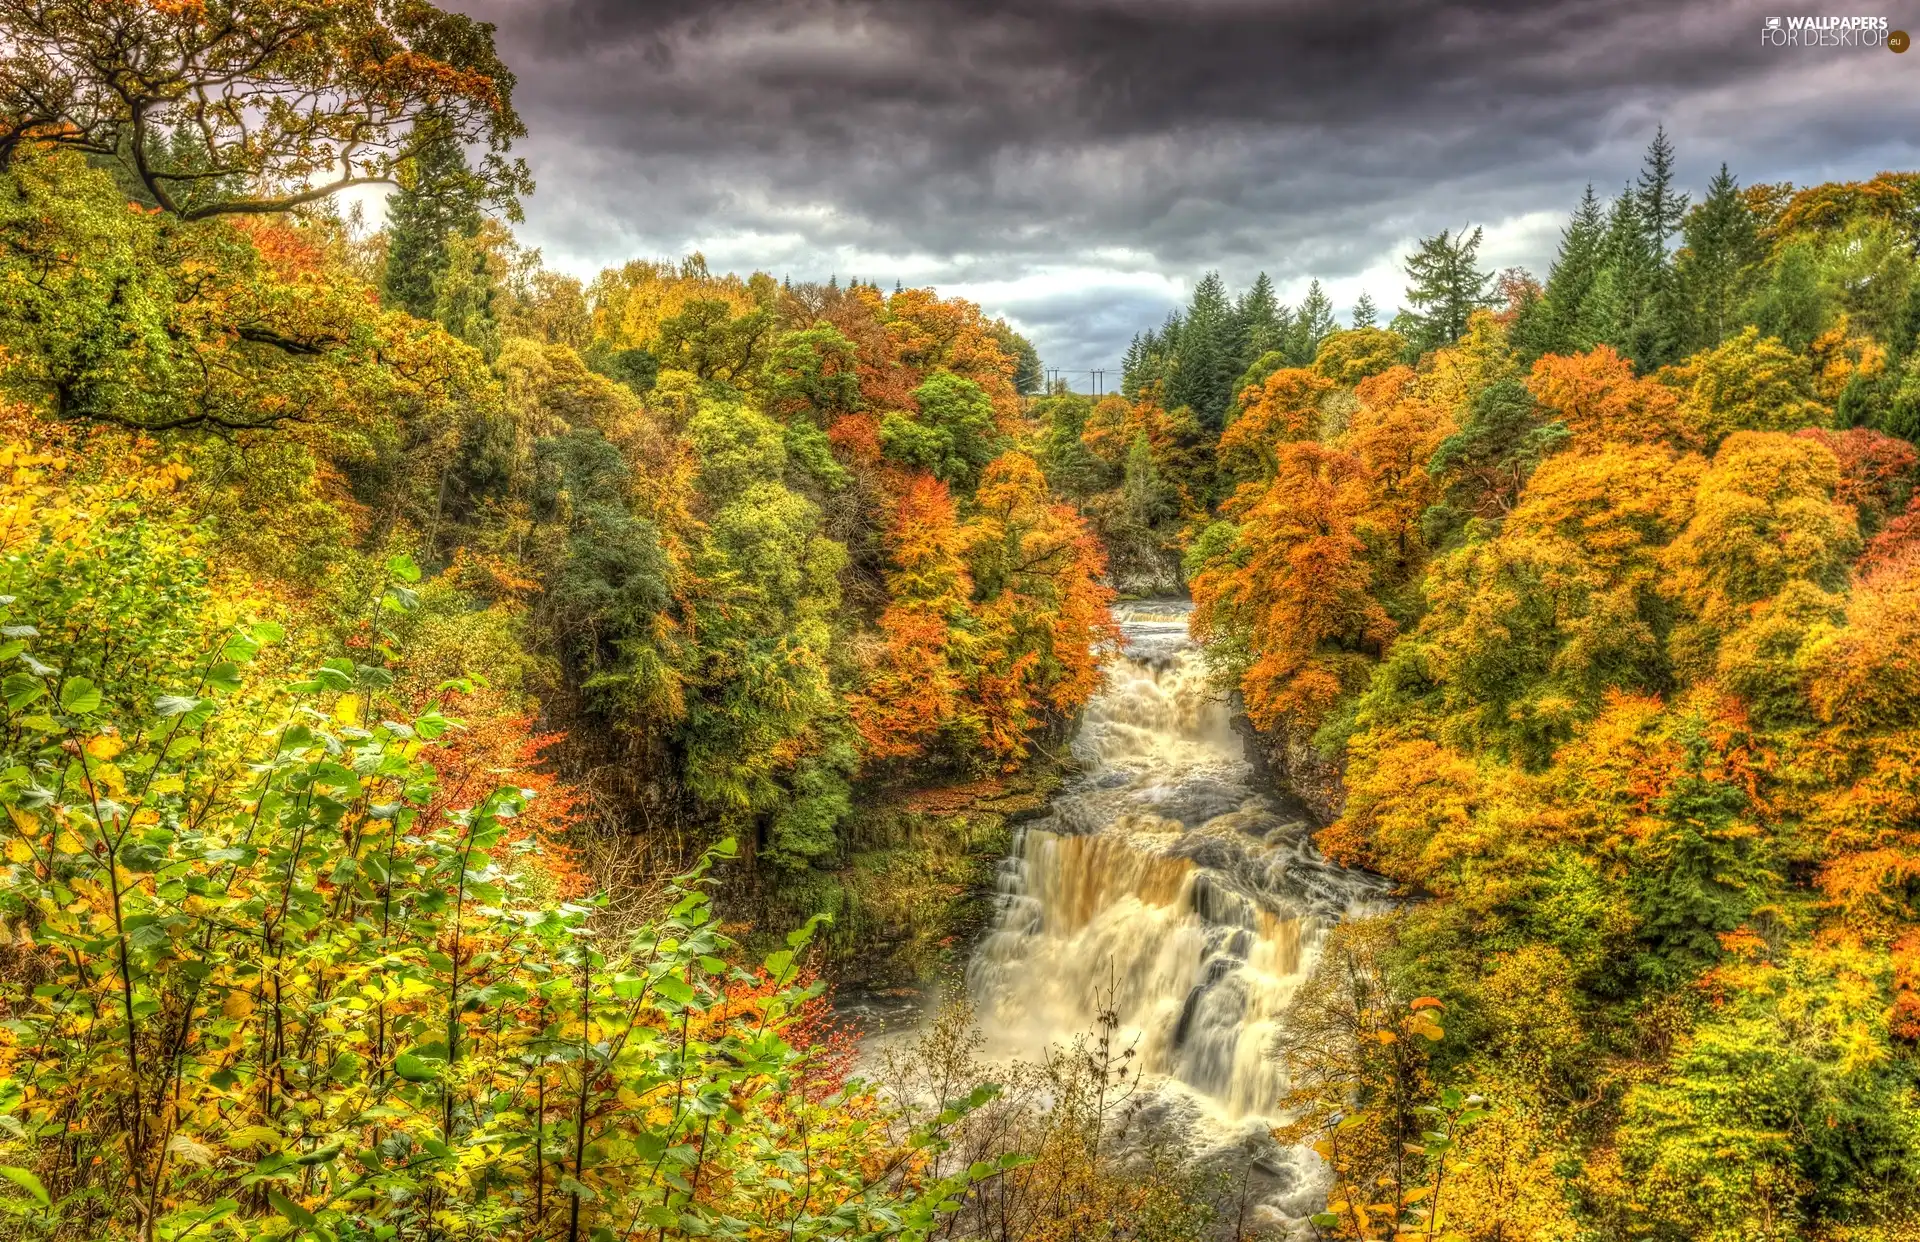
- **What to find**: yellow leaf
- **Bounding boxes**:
[226,1124,280,1150]
[85,734,124,761]
[5,837,33,864]
[334,694,363,727]
[53,831,83,855]
[6,807,36,833]
[223,991,255,1020]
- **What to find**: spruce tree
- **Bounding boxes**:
[383,113,484,320]
[1351,292,1378,330]
[1288,279,1336,365]
[1637,125,1690,256]
[1634,127,1690,367]
[1403,227,1494,353]
[1675,164,1764,352]
[1541,185,1606,354]
[1588,187,1660,366]
[1233,273,1287,371]
[1167,272,1237,431]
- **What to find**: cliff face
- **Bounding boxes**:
[1233,711,1345,827]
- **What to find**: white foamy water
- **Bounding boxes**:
[963,599,1383,1223]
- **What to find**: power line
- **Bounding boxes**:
[1044,367,1117,397]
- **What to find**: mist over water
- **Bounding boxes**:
[964,600,1383,1218]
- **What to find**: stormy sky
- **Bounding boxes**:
[446,0,1920,379]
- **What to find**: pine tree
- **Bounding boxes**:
[1288,279,1337,365]
[383,113,484,319]
[1585,187,1660,366]
[1167,272,1237,432]
[1540,186,1606,354]
[1633,127,1690,368]
[1352,292,1378,329]
[1123,313,1182,399]
[1675,164,1764,352]
[1403,227,1494,353]
[1637,125,1690,257]
[1233,273,1287,370]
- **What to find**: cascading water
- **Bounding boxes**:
[964,599,1383,1221]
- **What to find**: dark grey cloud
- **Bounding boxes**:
[451,0,1920,373]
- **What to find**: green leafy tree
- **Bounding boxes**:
[880,371,1005,488]
[655,298,777,383]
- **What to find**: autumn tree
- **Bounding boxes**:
[0,0,532,219]
[1526,345,1693,448]
[1192,441,1396,730]
[962,452,1117,759]
[1664,430,1858,677]
[1217,367,1333,485]
[1668,327,1829,446]
[849,474,975,761]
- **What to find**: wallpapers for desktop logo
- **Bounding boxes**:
[1760,14,1902,47]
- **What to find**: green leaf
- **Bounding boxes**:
[204,663,243,694]
[393,1052,438,1083]
[0,1166,48,1207]
[267,1189,314,1228]
[58,677,100,715]
[2,674,45,711]
[386,553,422,583]
[292,1142,343,1167]
[652,975,695,1007]
[154,694,203,717]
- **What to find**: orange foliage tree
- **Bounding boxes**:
[1193,441,1396,730]
[1218,367,1334,485]
[1527,345,1696,449]
[850,473,976,761]
[962,453,1118,761]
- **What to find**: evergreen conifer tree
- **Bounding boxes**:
[1288,279,1337,365]
[1403,227,1493,353]
[1233,273,1288,370]
[1675,164,1764,352]
[384,113,484,319]
[1541,185,1606,354]
[1167,272,1237,431]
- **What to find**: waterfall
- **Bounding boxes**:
[963,599,1383,1218]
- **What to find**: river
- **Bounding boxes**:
[962,599,1382,1225]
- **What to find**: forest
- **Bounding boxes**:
[0,2,1917,1241]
